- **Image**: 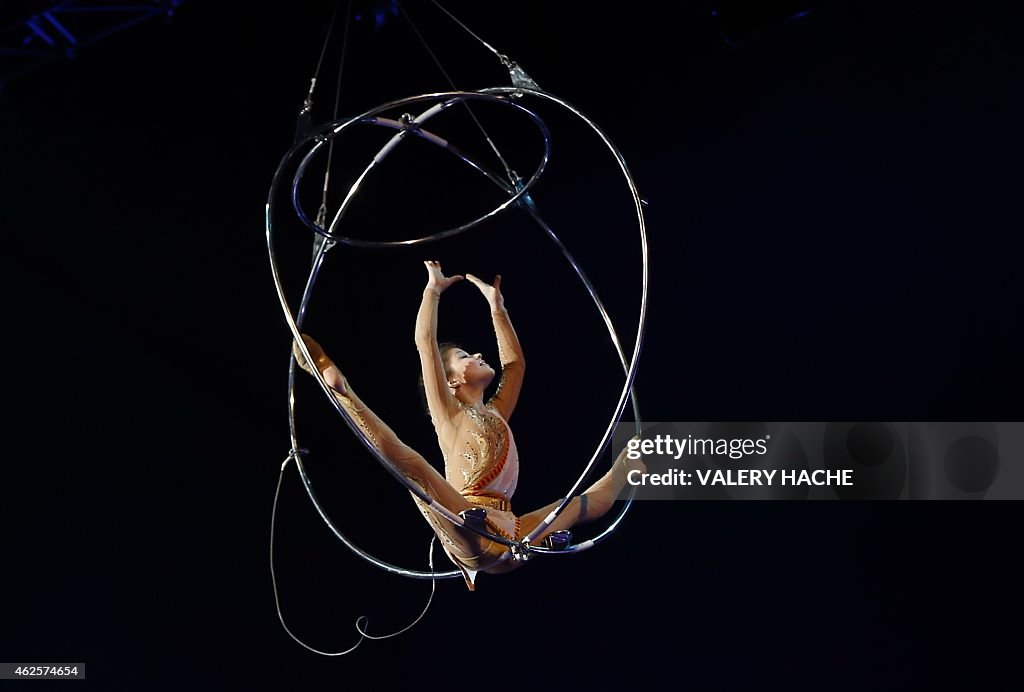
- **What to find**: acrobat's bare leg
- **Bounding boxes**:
[518,442,646,544]
[293,335,473,509]
[293,335,506,564]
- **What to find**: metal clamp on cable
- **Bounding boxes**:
[313,207,337,254]
[281,447,310,471]
[513,175,538,213]
[507,62,540,91]
[509,540,533,562]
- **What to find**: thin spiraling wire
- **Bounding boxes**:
[356,537,438,640]
[270,455,364,656]
[271,458,439,655]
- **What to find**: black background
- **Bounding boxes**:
[2,1,1021,688]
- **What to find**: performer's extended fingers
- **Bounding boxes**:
[466,273,499,288]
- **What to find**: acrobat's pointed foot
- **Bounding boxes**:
[542,530,572,551]
[459,507,488,533]
[292,334,348,394]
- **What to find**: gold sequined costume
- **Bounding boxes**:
[413,398,523,588]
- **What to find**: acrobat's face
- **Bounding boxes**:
[446,348,495,389]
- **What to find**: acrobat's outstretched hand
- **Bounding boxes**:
[466,273,504,312]
[423,260,464,295]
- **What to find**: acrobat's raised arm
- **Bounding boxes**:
[466,273,525,420]
[415,261,463,431]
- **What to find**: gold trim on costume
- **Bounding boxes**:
[463,493,512,512]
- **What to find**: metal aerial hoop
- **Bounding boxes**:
[267,6,649,590]
[268,81,648,576]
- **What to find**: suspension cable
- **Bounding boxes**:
[318,0,354,226]
[304,0,343,111]
[427,0,512,66]
[396,0,518,185]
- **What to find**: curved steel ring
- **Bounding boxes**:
[266,87,647,577]
[287,91,551,247]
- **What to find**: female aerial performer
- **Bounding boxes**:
[294,261,643,589]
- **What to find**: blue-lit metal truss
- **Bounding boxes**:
[0,1,183,86]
